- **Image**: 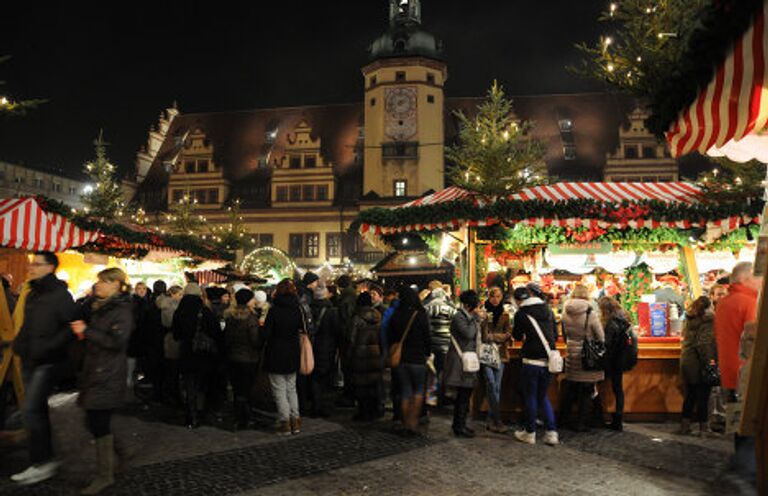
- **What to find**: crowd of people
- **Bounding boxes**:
[4,252,760,491]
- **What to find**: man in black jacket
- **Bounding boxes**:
[11,252,76,486]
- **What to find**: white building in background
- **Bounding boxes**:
[0,161,88,208]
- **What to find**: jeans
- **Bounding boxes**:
[269,373,299,422]
[482,364,504,423]
[22,364,57,464]
[521,364,556,433]
[396,363,427,400]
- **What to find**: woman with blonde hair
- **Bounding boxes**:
[598,296,632,431]
[559,284,604,432]
[70,268,134,494]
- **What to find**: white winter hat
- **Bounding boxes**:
[254,290,267,304]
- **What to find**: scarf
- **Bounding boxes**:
[484,299,504,327]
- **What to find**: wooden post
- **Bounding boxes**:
[679,246,702,299]
[468,226,477,290]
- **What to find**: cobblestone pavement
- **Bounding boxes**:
[0,393,755,496]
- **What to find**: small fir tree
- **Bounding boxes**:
[211,199,249,250]
[81,131,125,218]
[168,189,205,235]
[446,81,546,198]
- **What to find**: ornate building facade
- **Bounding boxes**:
[130,0,681,268]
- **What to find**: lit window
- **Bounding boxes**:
[327,233,342,258]
[394,180,407,197]
[305,233,319,258]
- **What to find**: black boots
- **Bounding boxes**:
[452,393,475,438]
[608,413,623,431]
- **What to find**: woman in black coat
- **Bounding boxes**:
[350,292,384,422]
[262,279,302,435]
[172,283,221,428]
[387,287,431,433]
[598,296,633,431]
[309,287,339,417]
[224,289,261,429]
[70,268,134,495]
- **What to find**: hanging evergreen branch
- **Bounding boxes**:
[81,131,125,218]
[0,55,46,116]
[446,81,547,198]
[697,157,764,203]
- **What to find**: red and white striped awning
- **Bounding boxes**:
[392,182,701,208]
[193,270,227,285]
[0,197,100,252]
[359,182,754,238]
[666,2,768,162]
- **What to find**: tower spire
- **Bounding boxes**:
[389,0,421,27]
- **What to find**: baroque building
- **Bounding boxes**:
[130,0,681,268]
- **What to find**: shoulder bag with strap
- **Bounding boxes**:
[581,307,606,371]
[526,314,563,373]
[449,313,480,373]
[478,319,501,370]
[298,305,315,376]
[387,311,417,368]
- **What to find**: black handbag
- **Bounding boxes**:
[581,308,606,371]
[191,309,218,355]
[701,359,721,387]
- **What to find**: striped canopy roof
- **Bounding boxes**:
[666,1,768,161]
[397,182,702,208]
[360,182,755,238]
[0,197,100,252]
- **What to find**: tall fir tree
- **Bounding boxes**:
[446,81,546,198]
[81,131,125,218]
[168,188,205,235]
[211,199,249,250]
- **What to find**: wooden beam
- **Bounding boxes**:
[679,246,702,299]
[468,227,477,290]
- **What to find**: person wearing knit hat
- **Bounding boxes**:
[302,272,320,289]
[235,288,255,306]
[252,290,269,326]
[224,288,261,430]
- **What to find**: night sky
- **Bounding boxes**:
[0,1,605,178]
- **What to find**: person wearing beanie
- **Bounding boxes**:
[224,288,260,429]
[308,285,340,417]
[253,290,269,326]
[350,291,383,421]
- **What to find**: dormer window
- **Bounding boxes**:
[185,161,195,173]
[289,156,301,169]
[304,155,317,168]
[197,160,209,173]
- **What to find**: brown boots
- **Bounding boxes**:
[81,435,115,495]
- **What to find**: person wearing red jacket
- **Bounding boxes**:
[714,262,760,394]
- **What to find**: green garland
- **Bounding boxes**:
[622,263,654,321]
[37,196,229,261]
[706,225,759,253]
[358,197,763,233]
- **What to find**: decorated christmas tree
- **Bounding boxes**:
[446,81,546,198]
[0,55,46,115]
[81,131,125,218]
[167,189,205,235]
[210,199,250,250]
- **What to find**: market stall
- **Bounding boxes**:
[357,181,762,419]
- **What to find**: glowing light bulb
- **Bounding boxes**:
[607,64,615,72]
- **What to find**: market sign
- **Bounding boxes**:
[547,242,612,255]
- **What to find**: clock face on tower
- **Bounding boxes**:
[384,87,417,140]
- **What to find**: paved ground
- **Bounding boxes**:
[0,392,756,496]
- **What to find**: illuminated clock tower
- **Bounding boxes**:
[362,0,447,199]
